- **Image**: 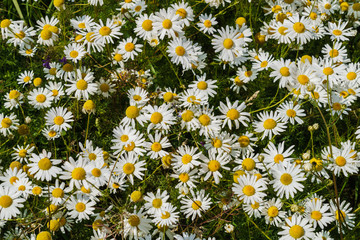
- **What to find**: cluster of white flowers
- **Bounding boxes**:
[1,0,360,239]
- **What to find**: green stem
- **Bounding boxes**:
[12,0,24,20]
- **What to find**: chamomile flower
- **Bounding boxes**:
[189,74,218,98]
[252,51,274,71]
[28,150,62,182]
[196,106,222,138]
[45,106,74,132]
[153,203,179,227]
[153,8,183,39]
[143,189,169,215]
[44,62,61,80]
[87,159,111,187]
[234,151,260,172]
[262,198,286,227]
[7,24,36,49]
[70,15,95,31]
[271,161,306,199]
[66,194,96,222]
[134,14,156,40]
[269,20,292,44]
[204,131,233,155]
[173,145,202,173]
[0,186,25,220]
[283,14,314,45]
[236,132,257,154]
[219,97,250,130]
[197,13,217,34]
[145,131,172,159]
[329,199,355,233]
[327,144,359,177]
[319,0,339,15]
[326,20,354,42]
[42,127,60,141]
[270,59,295,88]
[212,26,243,62]
[200,150,230,184]
[143,104,176,133]
[93,19,122,44]
[170,1,194,27]
[12,145,35,163]
[171,169,199,189]
[28,88,54,109]
[180,189,212,221]
[305,198,333,229]
[60,156,91,190]
[278,214,315,240]
[254,111,287,140]
[65,70,97,100]
[204,0,231,8]
[64,43,86,63]
[118,37,143,61]
[123,208,152,239]
[131,0,147,16]
[49,179,69,205]
[0,168,27,188]
[243,201,263,219]
[46,81,65,102]
[13,177,32,199]
[96,78,116,98]
[79,140,104,163]
[276,101,306,125]
[322,42,349,63]
[179,88,209,108]
[0,113,19,137]
[117,152,146,185]
[19,46,37,57]
[232,174,267,204]
[128,87,149,107]
[342,63,360,83]
[180,108,200,132]
[348,2,360,19]
[167,37,197,70]
[17,70,34,87]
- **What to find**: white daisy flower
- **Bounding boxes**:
[27,88,54,109]
[28,149,62,181]
[143,104,176,133]
[11,145,35,163]
[143,189,169,215]
[329,199,355,233]
[153,8,183,39]
[65,70,97,100]
[219,97,250,130]
[0,186,25,220]
[283,14,314,45]
[199,150,231,184]
[93,18,122,44]
[188,74,218,98]
[270,161,306,199]
[123,208,152,239]
[197,13,217,34]
[116,152,146,185]
[49,179,69,205]
[60,156,91,190]
[167,37,197,70]
[171,169,199,189]
[196,106,222,138]
[45,106,74,132]
[17,70,34,87]
[173,145,202,173]
[179,88,209,108]
[276,101,306,125]
[134,14,156,40]
[64,43,86,63]
[66,194,96,222]
[180,189,212,221]
[0,113,19,137]
[170,1,194,27]
[262,198,286,227]
[118,36,143,61]
[254,111,287,140]
[145,131,172,159]
[326,19,354,42]
[305,198,334,229]
[128,86,149,107]
[232,174,267,204]
[211,25,243,62]
[278,214,315,240]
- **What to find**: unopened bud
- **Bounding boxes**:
[306,82,316,92]
[258,155,264,162]
[308,126,314,132]
[313,123,319,130]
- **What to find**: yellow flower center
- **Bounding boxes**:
[176,8,187,18]
[261,61,268,68]
[238,136,250,147]
[150,112,163,124]
[38,158,52,170]
[175,46,185,56]
[124,142,135,152]
[32,186,42,195]
[311,210,322,220]
[75,202,86,212]
[9,90,20,99]
[151,142,162,152]
[49,68,57,76]
[324,3,331,9]
[48,219,60,232]
[1,19,11,28]
[208,160,220,172]
[91,168,101,177]
[353,3,360,11]
[133,95,142,102]
[162,19,172,29]
[346,72,356,80]
[223,38,234,49]
[71,167,86,180]
[211,138,222,148]
[335,210,346,222]
[0,195,13,208]
[54,0,65,7]
[280,173,293,185]
[15,31,25,39]
[134,5,141,12]
[128,215,140,226]
[18,149,27,158]
[329,49,339,58]
[289,225,304,239]
[48,130,57,137]
[53,116,64,125]
[280,67,290,76]
[99,26,111,36]
[286,109,296,118]
[161,211,170,219]
[152,198,162,208]
[63,63,73,72]
[198,114,211,126]
[182,154,192,164]
[179,172,189,182]
[76,79,88,90]
[242,185,255,196]
[293,22,305,33]
[10,176,18,185]
[130,190,142,202]
[113,53,123,62]
[123,163,135,174]
[182,110,194,122]
[52,188,64,198]
[36,231,52,240]
[125,42,135,52]
[333,29,342,36]
[191,200,202,210]
[335,156,346,166]
[251,202,260,209]
[267,206,279,217]
[126,106,139,118]
[204,20,212,28]
[242,158,255,171]
[263,119,277,129]
[36,94,47,103]
[1,118,12,128]
[24,76,31,83]
[142,19,153,31]
[297,74,309,85]
[227,109,240,120]
[85,32,95,42]
[69,50,79,58]
[323,67,334,76]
